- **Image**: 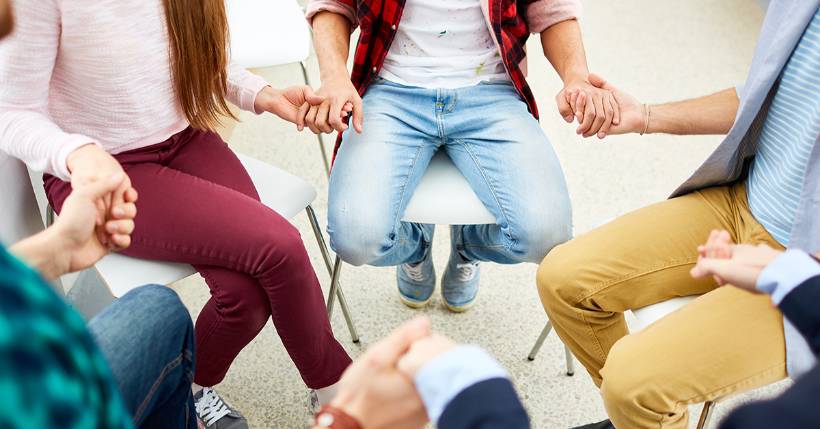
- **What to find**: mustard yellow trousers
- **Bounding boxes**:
[537,184,787,429]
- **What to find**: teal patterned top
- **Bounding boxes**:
[0,245,132,429]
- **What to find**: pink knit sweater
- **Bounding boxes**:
[0,0,269,180]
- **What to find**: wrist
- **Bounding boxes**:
[561,69,589,86]
[66,143,101,174]
[253,86,278,114]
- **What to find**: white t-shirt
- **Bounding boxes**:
[379,0,510,89]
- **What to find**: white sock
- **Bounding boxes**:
[315,382,340,405]
[192,383,204,395]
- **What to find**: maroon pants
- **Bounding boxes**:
[45,127,351,388]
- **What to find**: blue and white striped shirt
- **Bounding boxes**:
[747,8,820,246]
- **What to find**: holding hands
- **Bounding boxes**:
[253,83,358,134]
[558,73,645,139]
[690,230,783,291]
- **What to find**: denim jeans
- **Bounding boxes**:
[328,78,572,266]
[88,285,196,429]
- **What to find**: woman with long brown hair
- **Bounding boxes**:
[0,0,352,427]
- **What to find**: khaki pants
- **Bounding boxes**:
[536,183,787,429]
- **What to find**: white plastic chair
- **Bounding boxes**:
[325,151,573,373]
[0,153,45,245]
[226,0,332,176]
[38,154,359,342]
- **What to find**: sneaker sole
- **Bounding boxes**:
[441,286,477,313]
[399,293,433,309]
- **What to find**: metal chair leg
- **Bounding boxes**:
[528,321,574,376]
[300,61,331,178]
[306,206,359,342]
[696,401,716,429]
[527,322,552,361]
[564,345,575,376]
[46,205,55,226]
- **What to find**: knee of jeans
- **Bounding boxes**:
[328,218,393,267]
[123,285,193,336]
[507,210,572,263]
[535,242,585,311]
[255,223,313,272]
[600,335,654,416]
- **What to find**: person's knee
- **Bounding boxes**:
[535,241,585,312]
[513,217,572,263]
[255,223,314,273]
[327,207,393,266]
[120,285,194,343]
[600,336,654,418]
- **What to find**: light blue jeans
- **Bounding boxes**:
[328,78,572,267]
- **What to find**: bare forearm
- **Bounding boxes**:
[647,88,739,135]
[540,19,588,83]
[312,11,353,82]
[9,228,69,280]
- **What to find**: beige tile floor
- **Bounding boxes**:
[171,0,791,427]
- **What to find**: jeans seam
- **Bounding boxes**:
[133,354,184,422]
[453,140,512,245]
[391,144,428,248]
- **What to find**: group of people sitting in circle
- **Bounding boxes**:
[0,0,817,427]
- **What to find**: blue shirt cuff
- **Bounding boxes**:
[414,345,509,424]
[757,250,820,305]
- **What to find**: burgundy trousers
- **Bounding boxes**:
[45,127,351,388]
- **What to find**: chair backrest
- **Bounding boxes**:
[226,0,311,68]
[631,296,698,332]
[0,153,44,245]
[402,151,496,225]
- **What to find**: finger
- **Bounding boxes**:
[366,316,431,367]
[80,172,126,200]
[328,97,348,133]
[598,96,615,139]
[105,219,135,235]
[306,105,321,134]
[109,234,132,250]
[588,73,606,88]
[296,103,310,131]
[315,101,333,134]
[556,90,574,123]
[111,202,137,220]
[342,102,354,113]
[352,97,364,133]
[577,93,596,135]
[124,186,138,203]
[303,87,325,105]
[611,92,621,126]
[572,90,584,123]
[586,95,606,138]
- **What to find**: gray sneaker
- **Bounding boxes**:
[309,390,321,415]
[194,387,248,429]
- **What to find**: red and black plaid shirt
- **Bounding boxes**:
[347,0,537,115]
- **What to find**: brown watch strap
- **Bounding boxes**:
[314,405,363,429]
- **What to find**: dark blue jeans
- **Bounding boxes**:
[88,285,196,429]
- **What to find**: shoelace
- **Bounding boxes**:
[403,262,428,282]
[454,261,479,282]
[195,388,231,426]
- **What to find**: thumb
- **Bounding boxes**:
[303,87,325,106]
[366,316,431,367]
[589,73,618,93]
[80,172,126,199]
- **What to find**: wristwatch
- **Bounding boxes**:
[314,405,362,429]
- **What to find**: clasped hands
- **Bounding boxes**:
[315,316,458,429]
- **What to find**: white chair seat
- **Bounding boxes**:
[402,151,495,225]
[226,0,310,68]
[95,154,316,297]
[631,296,698,332]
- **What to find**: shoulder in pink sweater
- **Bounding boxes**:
[0,0,269,180]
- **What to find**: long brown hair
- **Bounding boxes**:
[162,0,236,130]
